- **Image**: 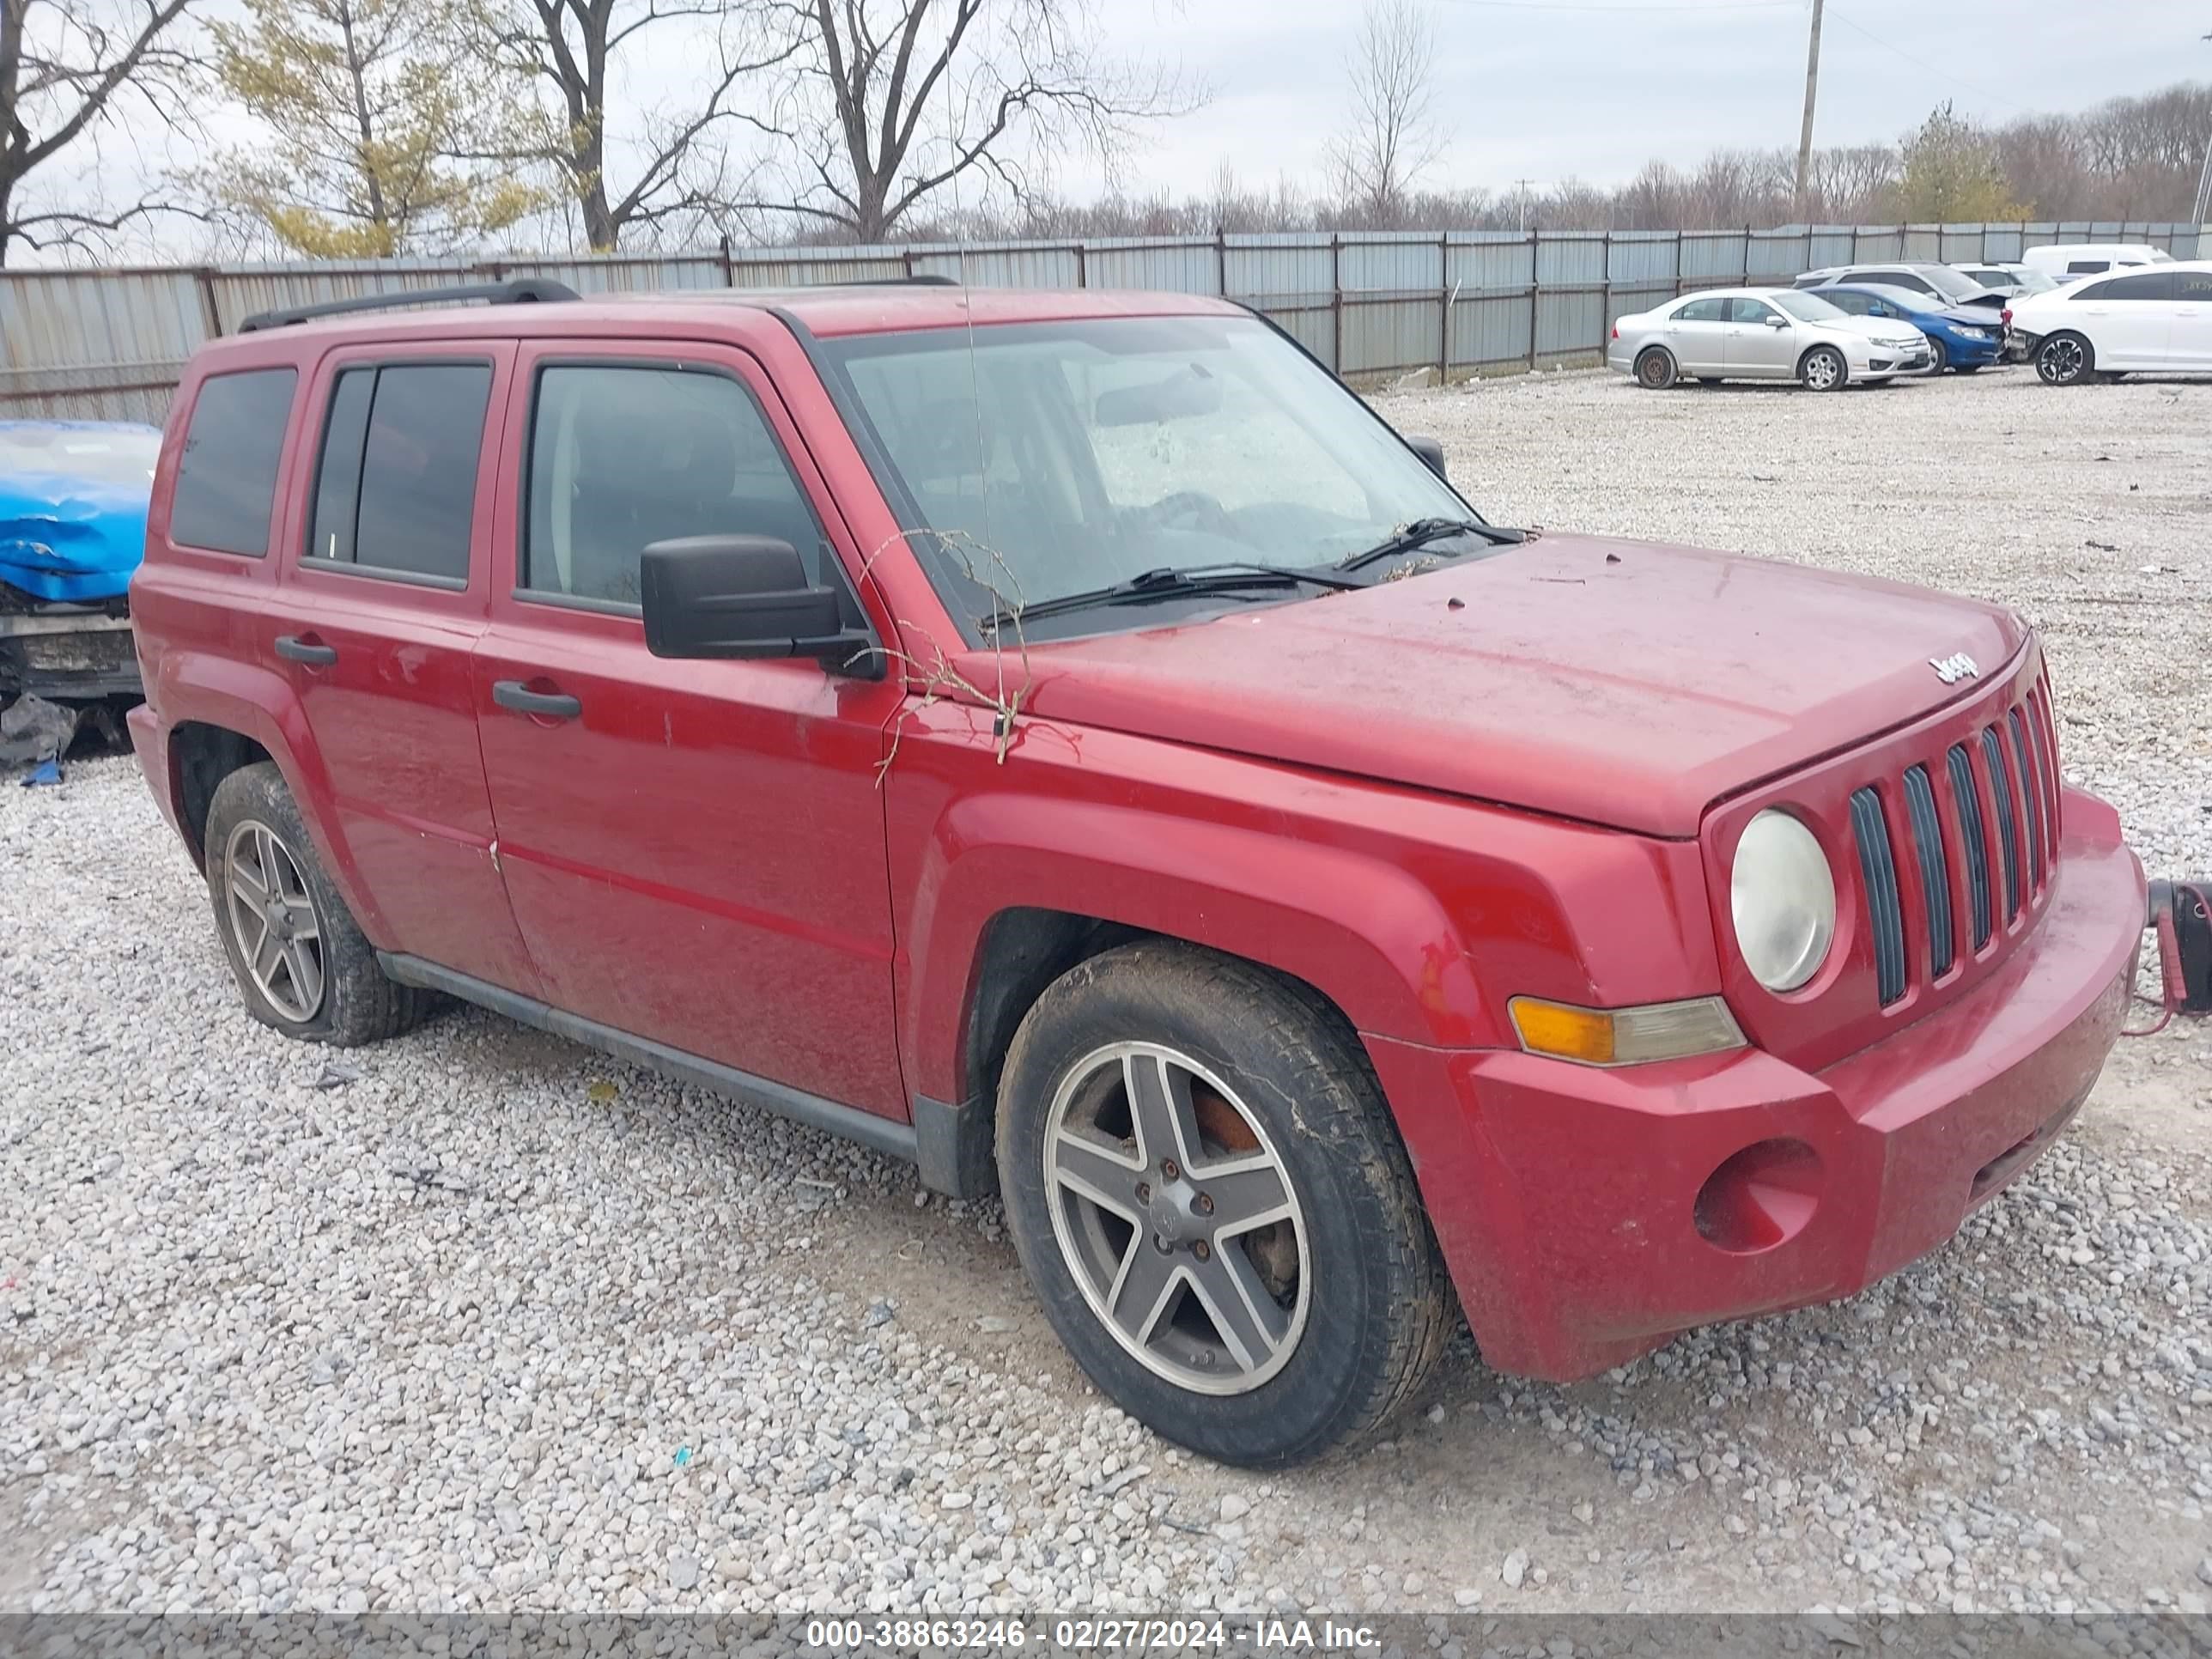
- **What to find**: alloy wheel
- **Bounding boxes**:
[223,818,326,1021]
[2039,337,2086,384]
[1802,349,1841,391]
[1042,1042,1311,1395]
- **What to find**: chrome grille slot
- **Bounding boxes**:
[2008,708,2045,892]
[1850,786,1907,1006]
[1947,743,1993,950]
[1901,765,1954,977]
[1981,726,2021,921]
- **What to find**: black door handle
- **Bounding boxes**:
[492,679,582,719]
[274,635,337,665]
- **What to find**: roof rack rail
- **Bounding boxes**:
[235,277,580,334]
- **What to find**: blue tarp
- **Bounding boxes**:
[0,420,161,604]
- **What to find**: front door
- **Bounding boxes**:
[271,343,542,996]
[1723,296,1796,377]
[470,342,910,1119]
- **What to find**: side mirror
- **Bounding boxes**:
[640,535,879,676]
[1405,434,1449,481]
[1765,314,1790,328]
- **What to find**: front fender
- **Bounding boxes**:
[887,702,1723,1110]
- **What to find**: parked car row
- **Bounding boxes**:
[1611,246,2210,391]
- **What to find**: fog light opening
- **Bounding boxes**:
[1693,1137,1824,1255]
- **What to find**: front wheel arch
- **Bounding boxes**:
[2036,331,2097,385]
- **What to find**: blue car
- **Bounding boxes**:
[1814,285,2006,374]
[1,419,161,707]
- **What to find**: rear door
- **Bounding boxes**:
[272,343,542,995]
[1665,296,1729,374]
[2070,270,2175,367]
[469,340,909,1119]
[1723,295,1796,376]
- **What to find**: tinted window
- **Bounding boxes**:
[2178,272,2212,301]
[1821,289,1871,315]
[2085,271,2175,301]
[1872,270,1933,294]
[2068,260,2109,275]
[1726,297,1778,324]
[524,365,829,607]
[1674,297,1727,322]
[306,363,490,581]
[170,368,296,556]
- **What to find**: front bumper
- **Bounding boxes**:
[1365,789,2144,1382]
[0,604,140,701]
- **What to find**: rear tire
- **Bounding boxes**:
[1799,345,1848,392]
[997,941,1451,1467]
[203,762,429,1047]
[1633,347,1679,390]
[2036,331,2095,386]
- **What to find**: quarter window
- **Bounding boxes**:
[2179,272,2212,301]
[307,362,492,582]
[522,364,830,607]
[170,368,297,556]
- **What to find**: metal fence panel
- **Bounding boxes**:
[1981,226,2025,260]
[1447,235,1534,291]
[1607,233,1675,285]
[1224,236,1331,298]
[1080,239,1219,294]
[1806,228,1856,268]
[1342,295,1442,378]
[1747,232,1807,281]
[507,256,726,293]
[1534,233,1606,288]
[1679,232,1747,282]
[1340,234,1444,294]
[1252,298,1336,368]
[1450,293,1531,370]
[1535,289,1603,360]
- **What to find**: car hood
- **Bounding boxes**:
[1832,316,1923,340]
[0,472,149,603]
[978,535,2026,838]
[1933,308,1997,329]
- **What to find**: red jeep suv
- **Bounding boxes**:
[128,278,2148,1467]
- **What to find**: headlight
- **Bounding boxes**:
[1731,809,1837,992]
[1957,326,1990,340]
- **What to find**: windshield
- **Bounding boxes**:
[823,316,1474,623]
[0,424,160,489]
[1913,267,1986,301]
[1770,291,1845,322]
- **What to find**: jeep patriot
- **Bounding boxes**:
[128,278,2151,1466]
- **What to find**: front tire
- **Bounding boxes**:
[1634,347,1679,390]
[1928,337,1950,374]
[203,763,429,1046]
[1799,345,1848,392]
[997,942,1451,1467]
[2036,331,2095,386]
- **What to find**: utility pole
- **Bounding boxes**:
[1513,179,1536,233]
[2195,33,2212,225]
[1794,0,1825,216]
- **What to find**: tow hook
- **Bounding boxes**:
[2125,879,2212,1034]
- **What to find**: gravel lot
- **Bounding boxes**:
[5,366,2210,1621]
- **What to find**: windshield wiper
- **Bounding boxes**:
[1335,517,1525,572]
[984,562,1364,632]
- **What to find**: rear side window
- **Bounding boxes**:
[521,363,829,607]
[1875,271,1932,294]
[1822,290,1869,314]
[2179,272,2212,301]
[2079,271,2175,301]
[307,362,493,583]
[170,368,297,556]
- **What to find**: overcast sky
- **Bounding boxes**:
[1056,0,2206,200]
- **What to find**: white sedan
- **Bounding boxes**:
[1607,287,1929,391]
[2011,260,2212,384]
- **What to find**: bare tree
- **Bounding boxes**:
[1326,0,1443,228]
[736,0,1204,245]
[0,0,203,265]
[490,0,797,252]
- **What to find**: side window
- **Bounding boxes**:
[523,364,830,607]
[307,362,493,582]
[2099,271,2173,301]
[2179,272,2212,301]
[2068,260,2109,275]
[1823,290,1869,315]
[1726,297,1778,324]
[1882,272,1933,294]
[1674,297,1727,323]
[170,367,297,556]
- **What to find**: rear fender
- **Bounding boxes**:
[149,647,393,943]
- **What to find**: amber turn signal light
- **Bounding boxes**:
[1509,995,1747,1067]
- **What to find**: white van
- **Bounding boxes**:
[2021,243,2176,284]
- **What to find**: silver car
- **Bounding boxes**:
[1607,287,1929,391]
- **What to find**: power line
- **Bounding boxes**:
[1822,5,2025,114]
